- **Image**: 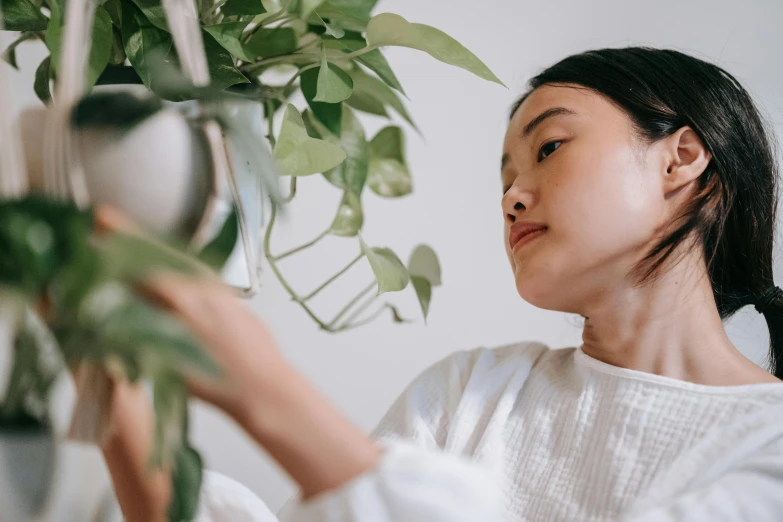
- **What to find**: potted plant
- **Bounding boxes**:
[0,0,505,520]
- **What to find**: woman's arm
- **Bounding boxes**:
[101,381,171,522]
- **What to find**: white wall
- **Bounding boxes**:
[4,0,783,516]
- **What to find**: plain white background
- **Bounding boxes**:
[4,0,783,517]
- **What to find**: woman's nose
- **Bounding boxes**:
[502,186,529,224]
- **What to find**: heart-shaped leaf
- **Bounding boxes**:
[204,22,254,62]
[408,244,441,286]
[360,237,409,295]
[322,0,376,21]
[197,207,238,269]
[325,36,404,94]
[47,5,113,89]
[329,190,363,237]
[33,56,51,104]
[201,30,250,90]
[309,106,368,195]
[221,0,266,16]
[411,275,431,321]
[168,445,203,522]
[348,68,416,130]
[129,0,168,31]
[367,158,411,198]
[367,126,411,197]
[301,66,342,136]
[244,27,298,59]
[0,0,48,31]
[366,13,504,86]
[273,105,347,176]
[314,55,353,103]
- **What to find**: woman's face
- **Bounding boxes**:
[501,84,669,313]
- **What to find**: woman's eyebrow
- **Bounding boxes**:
[501,107,578,172]
[521,107,578,139]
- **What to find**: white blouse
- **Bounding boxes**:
[196,342,783,522]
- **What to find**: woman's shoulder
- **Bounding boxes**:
[424,340,557,388]
[371,341,561,446]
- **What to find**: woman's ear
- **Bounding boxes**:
[662,126,712,197]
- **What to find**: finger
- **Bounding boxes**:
[93,205,143,236]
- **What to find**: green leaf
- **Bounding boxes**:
[359,237,409,295]
[204,22,253,63]
[325,37,403,94]
[408,244,441,286]
[366,13,505,86]
[319,106,368,195]
[122,1,248,96]
[345,89,388,117]
[273,105,347,177]
[221,0,266,16]
[97,232,212,282]
[314,55,353,103]
[367,158,410,198]
[70,286,220,378]
[121,0,176,92]
[47,5,113,89]
[367,126,411,197]
[244,27,298,59]
[308,2,370,33]
[300,66,342,136]
[109,26,127,65]
[33,56,51,104]
[410,275,431,321]
[128,0,168,31]
[1,32,34,70]
[348,68,416,129]
[151,371,185,469]
[168,445,203,522]
[329,190,363,237]
[197,208,238,269]
[201,30,249,90]
[323,0,376,20]
[299,0,324,18]
[369,126,404,161]
[0,0,48,31]
[314,10,344,38]
[104,0,122,26]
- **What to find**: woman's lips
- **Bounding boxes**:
[509,223,548,253]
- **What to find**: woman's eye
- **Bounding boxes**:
[502,184,512,195]
[538,140,562,162]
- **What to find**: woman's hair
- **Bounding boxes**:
[512,47,783,378]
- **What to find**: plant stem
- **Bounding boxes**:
[337,290,377,328]
[273,228,328,262]
[265,100,276,147]
[302,253,363,302]
[328,281,376,328]
[281,61,319,92]
[284,177,297,203]
[242,0,293,43]
[337,304,389,332]
[206,0,228,18]
[264,205,331,330]
[342,46,377,60]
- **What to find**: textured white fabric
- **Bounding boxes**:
[199,343,783,522]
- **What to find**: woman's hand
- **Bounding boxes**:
[95,207,381,517]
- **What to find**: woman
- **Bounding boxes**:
[101,47,783,522]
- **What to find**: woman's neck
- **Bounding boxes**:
[579,253,780,385]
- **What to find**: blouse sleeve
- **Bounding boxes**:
[194,470,279,522]
[280,439,502,522]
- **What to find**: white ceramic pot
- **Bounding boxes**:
[17,91,213,239]
[0,427,56,522]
